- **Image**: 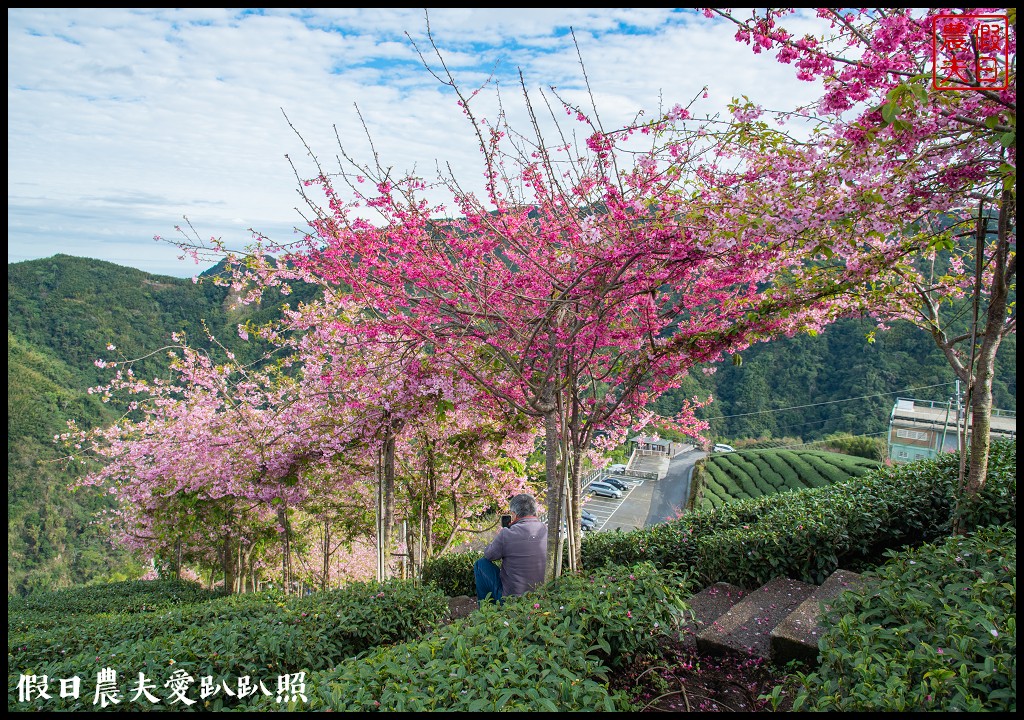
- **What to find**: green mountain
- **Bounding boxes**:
[7,254,1016,596]
[7,255,240,595]
[654,318,1015,443]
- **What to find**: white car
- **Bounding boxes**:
[607,463,628,474]
[712,443,735,453]
[589,481,623,499]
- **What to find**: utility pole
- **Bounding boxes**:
[955,379,964,454]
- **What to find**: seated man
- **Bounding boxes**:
[474,493,548,606]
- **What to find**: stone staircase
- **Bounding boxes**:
[681,569,869,666]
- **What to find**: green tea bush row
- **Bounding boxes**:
[703,487,726,510]
[697,463,733,508]
[798,450,871,484]
[731,453,778,495]
[8,579,448,712]
[12,578,448,670]
[703,460,731,491]
[578,441,1015,588]
[710,454,752,495]
[745,453,788,490]
[776,450,831,488]
[7,578,222,620]
[693,457,741,508]
[262,562,693,712]
[693,448,867,511]
[723,455,761,498]
[760,450,800,485]
[733,437,803,450]
[820,433,888,461]
[830,453,881,475]
[796,525,1016,711]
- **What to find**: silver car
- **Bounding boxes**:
[589,481,623,499]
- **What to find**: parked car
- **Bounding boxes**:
[713,443,735,453]
[607,463,628,474]
[581,508,597,523]
[561,516,597,535]
[589,481,623,499]
[603,476,630,492]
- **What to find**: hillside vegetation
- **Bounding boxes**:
[6,254,1016,596]
[7,256,250,594]
[691,448,882,511]
[8,442,1015,712]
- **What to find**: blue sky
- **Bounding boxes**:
[8,8,829,277]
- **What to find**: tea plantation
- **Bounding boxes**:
[8,440,1015,712]
[691,448,882,510]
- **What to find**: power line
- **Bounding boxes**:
[700,381,956,420]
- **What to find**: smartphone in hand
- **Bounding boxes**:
[500,514,512,528]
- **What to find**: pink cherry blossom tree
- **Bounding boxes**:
[66,285,537,588]
[64,330,364,592]
[708,7,1015,526]
[211,30,907,577]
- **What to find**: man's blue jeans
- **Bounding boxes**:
[474,557,503,606]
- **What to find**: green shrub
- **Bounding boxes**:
[263,562,694,711]
[952,438,1017,531]
[795,525,1016,711]
[821,433,887,462]
[7,578,222,618]
[421,550,482,597]
[8,579,448,711]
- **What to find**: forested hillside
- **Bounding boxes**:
[653,318,1015,444]
[8,256,246,594]
[7,254,1016,595]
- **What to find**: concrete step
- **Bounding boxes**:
[686,570,867,666]
[769,569,869,665]
[677,581,748,649]
[695,577,817,660]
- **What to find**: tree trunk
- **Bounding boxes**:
[238,541,256,593]
[543,404,563,582]
[415,437,437,576]
[222,533,238,595]
[566,441,584,573]
[383,427,396,577]
[277,505,292,593]
[248,548,257,593]
[376,417,399,581]
[235,536,243,593]
[951,194,1013,534]
[321,518,331,592]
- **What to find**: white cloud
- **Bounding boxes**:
[8,8,830,277]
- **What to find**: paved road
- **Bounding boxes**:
[593,447,706,532]
[644,446,705,526]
